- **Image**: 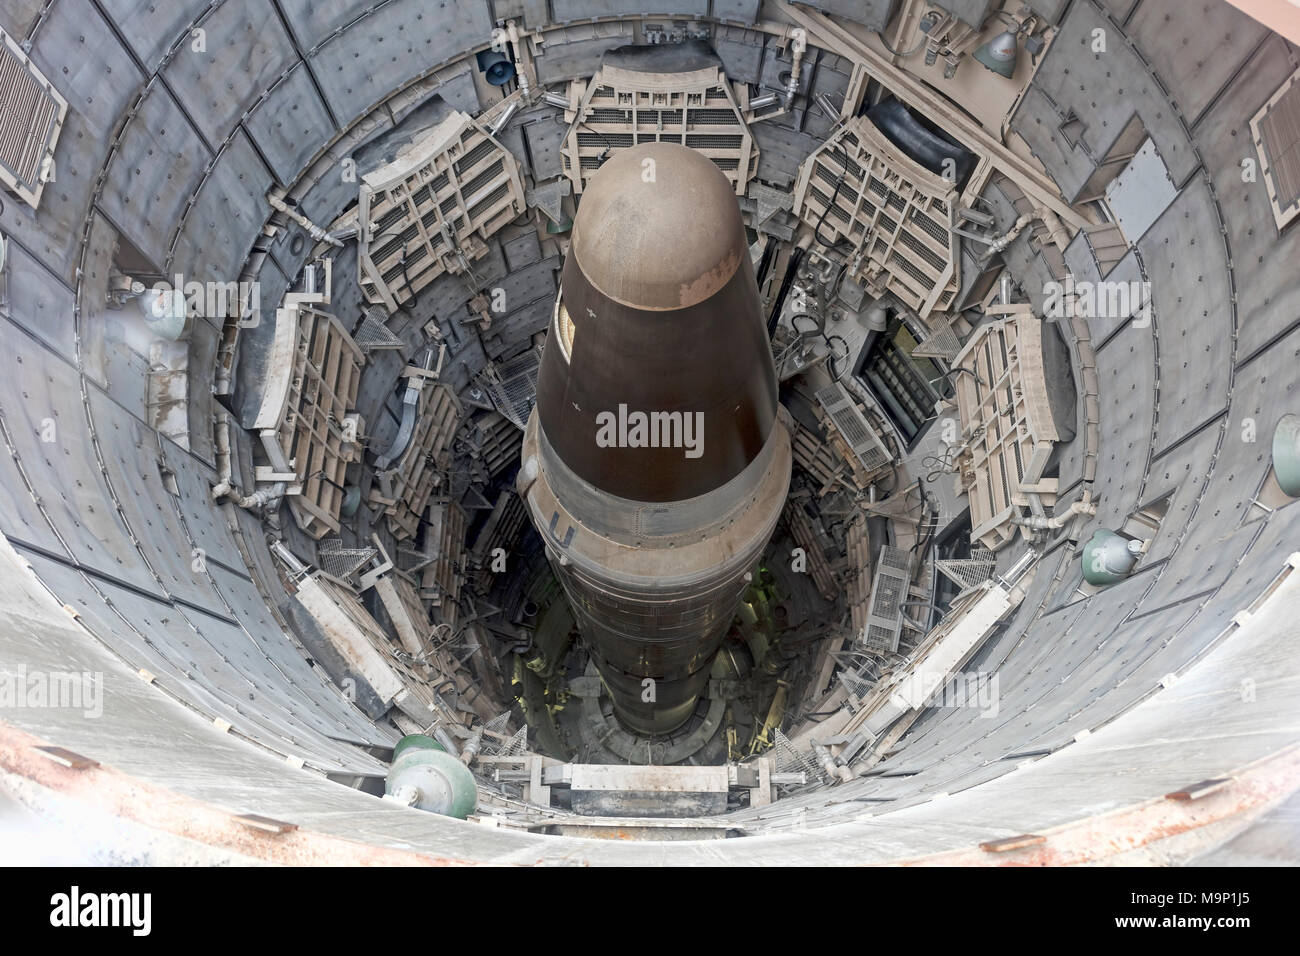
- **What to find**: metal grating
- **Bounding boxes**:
[317,540,377,580]
[370,380,461,541]
[911,322,964,361]
[839,663,877,700]
[1251,68,1300,230]
[772,729,822,779]
[935,548,996,592]
[417,497,466,623]
[862,545,913,654]
[561,64,757,196]
[253,302,365,540]
[353,309,404,353]
[0,27,67,208]
[478,348,541,430]
[815,382,893,473]
[493,726,528,758]
[358,110,525,311]
[470,489,528,594]
[463,410,523,478]
[793,114,960,317]
[952,308,1060,550]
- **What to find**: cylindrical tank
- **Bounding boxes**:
[385,734,478,818]
[1081,529,1143,586]
[1272,414,1300,497]
[518,143,791,735]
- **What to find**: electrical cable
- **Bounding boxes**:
[936,365,987,389]
[813,140,850,249]
[825,333,849,380]
[554,111,616,163]
[873,28,927,59]
[790,312,850,380]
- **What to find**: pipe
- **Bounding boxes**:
[1012,492,1096,531]
[268,193,343,249]
[490,99,521,136]
[813,742,853,782]
[981,205,1071,261]
[431,724,460,757]
[459,727,484,765]
[211,410,237,502]
[784,31,805,108]
[980,211,1035,258]
[211,411,287,512]
[507,21,531,101]
[325,223,359,244]
[958,207,996,228]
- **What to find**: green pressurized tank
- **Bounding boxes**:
[1081,529,1143,587]
[385,734,477,819]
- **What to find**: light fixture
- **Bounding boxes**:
[138,285,189,341]
[973,29,1020,78]
[475,49,516,86]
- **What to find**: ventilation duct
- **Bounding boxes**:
[866,98,977,188]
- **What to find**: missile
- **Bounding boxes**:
[518,143,791,735]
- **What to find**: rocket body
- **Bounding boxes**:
[519,143,790,734]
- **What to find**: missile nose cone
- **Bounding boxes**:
[568,143,748,311]
[536,143,779,503]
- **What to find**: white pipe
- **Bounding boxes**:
[490,99,520,136]
[982,211,1035,257]
[211,411,287,512]
[268,193,343,248]
[982,206,1070,260]
[507,21,531,100]
[784,34,805,107]
[1012,492,1096,531]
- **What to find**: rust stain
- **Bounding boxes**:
[0,722,513,867]
[891,744,1300,867]
[677,248,740,308]
[5,717,1299,865]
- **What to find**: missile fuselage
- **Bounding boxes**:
[519,143,790,734]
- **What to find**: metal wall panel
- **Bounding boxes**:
[308,0,491,124]
[162,0,299,146]
[170,130,275,281]
[96,85,212,269]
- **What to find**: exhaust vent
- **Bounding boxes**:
[861,545,914,655]
[816,381,893,473]
[0,26,67,209]
[1251,67,1300,230]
